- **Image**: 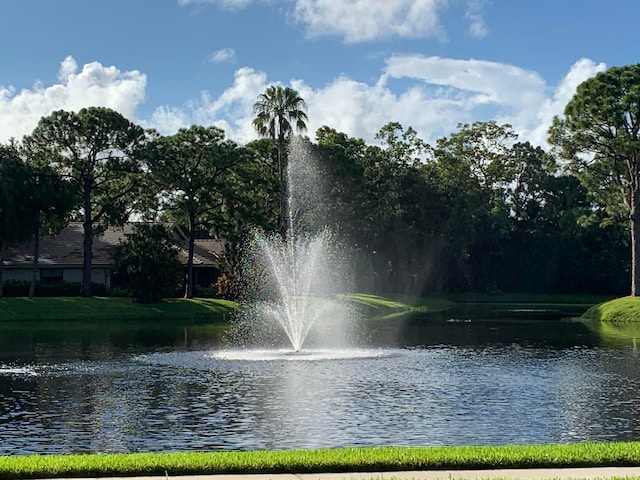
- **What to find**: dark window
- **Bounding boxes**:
[40,268,63,284]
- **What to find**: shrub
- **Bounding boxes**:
[113,224,183,303]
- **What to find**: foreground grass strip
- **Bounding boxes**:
[2,443,640,479]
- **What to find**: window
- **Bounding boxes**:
[40,268,64,284]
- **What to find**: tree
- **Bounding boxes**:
[427,122,517,291]
[214,138,280,276]
[0,144,33,297]
[252,85,308,235]
[149,125,244,298]
[315,124,448,293]
[24,107,149,296]
[24,164,77,298]
[549,64,640,295]
[113,224,182,303]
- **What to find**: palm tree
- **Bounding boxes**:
[253,86,308,236]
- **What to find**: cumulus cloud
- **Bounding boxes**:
[147,55,603,150]
[0,54,605,152]
[148,66,269,141]
[0,56,146,142]
[179,0,491,43]
[208,48,236,63]
[291,0,447,43]
[526,57,606,147]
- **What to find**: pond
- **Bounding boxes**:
[1,307,640,455]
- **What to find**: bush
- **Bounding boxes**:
[215,272,240,299]
[113,224,183,303]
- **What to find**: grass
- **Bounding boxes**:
[0,297,237,322]
[0,293,610,323]
[343,293,455,319]
[582,296,640,323]
[0,294,451,323]
[1,443,640,479]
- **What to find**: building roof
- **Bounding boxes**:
[3,223,224,268]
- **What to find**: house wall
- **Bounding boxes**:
[63,268,112,287]
[2,268,31,282]
[3,267,112,288]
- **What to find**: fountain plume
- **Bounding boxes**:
[236,137,355,352]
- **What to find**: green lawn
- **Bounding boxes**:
[344,293,454,319]
[0,297,237,322]
[0,293,612,323]
[1,443,639,479]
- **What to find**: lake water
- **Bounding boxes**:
[1,307,640,455]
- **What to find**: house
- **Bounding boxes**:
[2,222,225,291]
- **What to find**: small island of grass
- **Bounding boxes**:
[582,296,640,323]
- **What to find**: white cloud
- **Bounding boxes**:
[177,0,258,9]
[0,56,146,142]
[384,55,548,109]
[208,48,236,63]
[525,57,607,147]
[179,0,492,43]
[291,0,447,43]
[148,66,269,141]
[0,54,605,153]
[144,56,605,150]
[465,0,489,38]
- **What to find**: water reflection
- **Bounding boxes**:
[1,315,640,454]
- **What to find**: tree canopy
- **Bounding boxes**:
[24,107,150,296]
[1,72,636,299]
[253,85,308,236]
[549,63,640,295]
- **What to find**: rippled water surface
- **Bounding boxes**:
[1,313,640,454]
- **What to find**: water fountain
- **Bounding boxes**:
[229,137,360,357]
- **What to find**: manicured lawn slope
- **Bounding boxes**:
[1,443,640,479]
[344,293,454,319]
[0,297,237,322]
[582,296,640,323]
[0,293,610,323]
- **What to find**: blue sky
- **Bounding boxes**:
[1,0,639,147]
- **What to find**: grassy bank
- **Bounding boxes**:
[1,443,640,479]
[582,296,640,323]
[0,297,237,322]
[344,293,454,319]
[0,293,611,323]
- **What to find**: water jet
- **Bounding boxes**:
[235,137,356,354]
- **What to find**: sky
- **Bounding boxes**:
[1,0,639,149]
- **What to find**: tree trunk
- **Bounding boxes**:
[29,213,40,298]
[277,133,287,238]
[81,220,94,297]
[80,184,93,297]
[632,195,640,296]
[0,242,4,299]
[184,214,195,299]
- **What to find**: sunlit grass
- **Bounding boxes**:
[343,293,454,319]
[582,296,640,323]
[2,443,640,479]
